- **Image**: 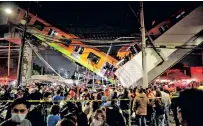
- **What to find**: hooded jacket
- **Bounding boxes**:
[133,93,148,116]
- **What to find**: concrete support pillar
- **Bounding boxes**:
[21,44,32,85]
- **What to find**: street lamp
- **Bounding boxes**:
[4,8,12,14]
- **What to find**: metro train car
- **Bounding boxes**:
[116,4,199,67]
[8,7,119,80]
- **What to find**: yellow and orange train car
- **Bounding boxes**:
[116,4,199,63]
[10,7,119,80]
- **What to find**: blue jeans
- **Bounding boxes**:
[156,114,165,126]
[122,110,130,126]
[150,112,156,126]
[137,115,147,126]
[165,106,170,126]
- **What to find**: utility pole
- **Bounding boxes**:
[17,11,28,86]
[8,41,11,77]
[8,42,10,76]
[140,1,148,88]
[7,25,12,77]
[92,73,95,90]
[202,49,203,74]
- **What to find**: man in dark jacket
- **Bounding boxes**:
[76,102,88,126]
[106,97,126,126]
[119,88,130,126]
[171,96,180,126]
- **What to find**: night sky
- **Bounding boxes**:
[15,1,198,30]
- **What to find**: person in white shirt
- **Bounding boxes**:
[160,88,171,126]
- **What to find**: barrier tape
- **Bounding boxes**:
[0,96,179,103]
[0,96,179,126]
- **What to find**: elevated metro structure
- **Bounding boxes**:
[115,4,203,87]
[6,7,123,81]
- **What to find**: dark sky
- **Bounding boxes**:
[15,1,199,31]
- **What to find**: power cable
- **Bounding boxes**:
[13,25,203,46]
[29,30,137,44]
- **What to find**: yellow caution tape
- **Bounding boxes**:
[0,96,179,103]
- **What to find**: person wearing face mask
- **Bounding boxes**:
[0,98,32,126]
[90,109,109,126]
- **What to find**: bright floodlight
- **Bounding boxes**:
[4,8,12,14]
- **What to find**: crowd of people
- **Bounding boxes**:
[0,81,202,126]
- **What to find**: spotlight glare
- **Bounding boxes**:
[4,8,12,14]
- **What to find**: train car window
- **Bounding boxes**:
[59,36,72,46]
[74,45,80,52]
[106,63,112,69]
[79,47,84,54]
[48,28,53,35]
[109,65,114,71]
[158,27,164,34]
[176,11,186,19]
[134,44,141,52]
[87,52,101,64]
[163,24,169,31]
[33,20,45,31]
[103,62,110,70]
[47,29,58,37]
[126,55,131,61]
[176,15,181,19]
[54,31,58,36]
[129,46,137,54]
[181,11,185,15]
[62,39,71,46]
